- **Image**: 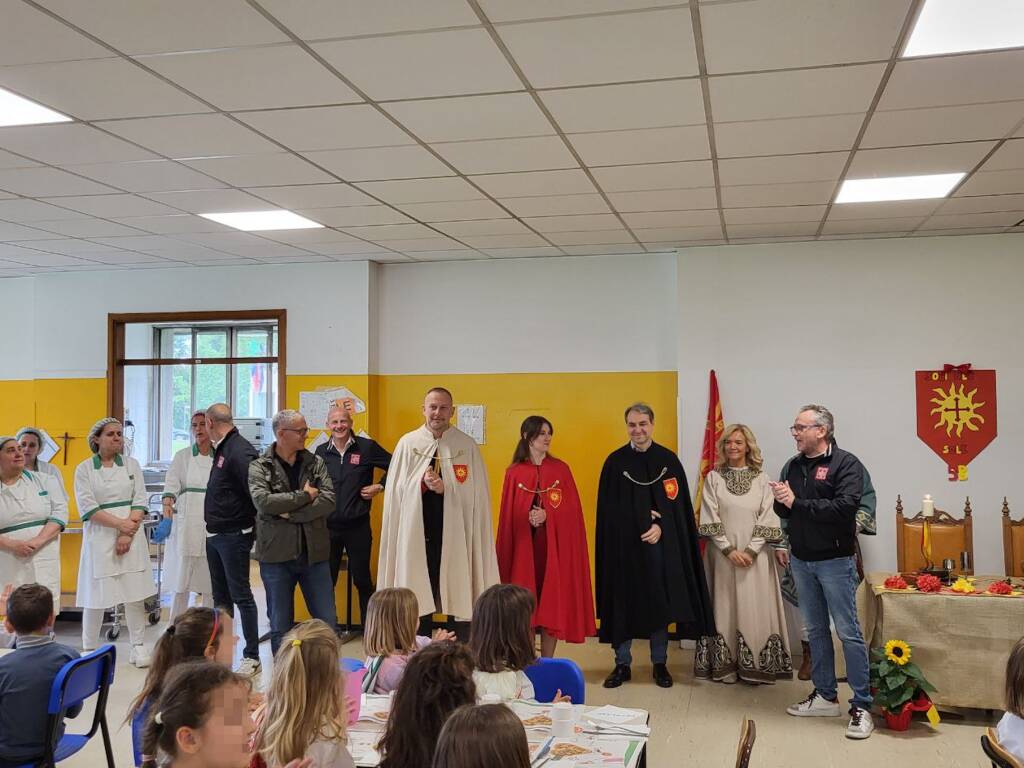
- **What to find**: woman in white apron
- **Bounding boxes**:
[0,437,67,615]
[159,410,213,621]
[17,427,68,503]
[74,417,155,667]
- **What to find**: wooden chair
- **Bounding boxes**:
[1002,499,1024,577]
[734,718,756,768]
[982,727,1024,768]
[895,495,974,576]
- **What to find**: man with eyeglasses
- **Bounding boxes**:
[248,408,337,655]
[770,404,873,740]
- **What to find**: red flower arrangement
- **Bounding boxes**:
[884,575,909,590]
[917,574,943,593]
[988,581,1013,595]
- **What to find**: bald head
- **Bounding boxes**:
[205,403,233,442]
[327,405,353,444]
[423,387,453,437]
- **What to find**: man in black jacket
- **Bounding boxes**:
[314,405,391,627]
[771,404,873,740]
[204,403,261,677]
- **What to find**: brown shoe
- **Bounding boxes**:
[798,641,812,681]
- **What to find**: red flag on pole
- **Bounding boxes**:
[693,370,724,554]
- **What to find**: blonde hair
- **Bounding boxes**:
[363,588,419,657]
[715,424,764,472]
[258,620,347,766]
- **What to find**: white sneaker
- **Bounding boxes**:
[787,690,842,717]
[129,645,152,668]
[846,707,874,739]
[237,657,262,678]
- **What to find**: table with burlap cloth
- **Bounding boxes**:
[861,572,1021,710]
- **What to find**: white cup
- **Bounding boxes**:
[550,701,574,738]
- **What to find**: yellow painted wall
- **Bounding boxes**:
[0,377,108,595]
[3,371,679,624]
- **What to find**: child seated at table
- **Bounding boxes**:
[127,607,237,765]
[251,620,354,768]
[470,584,570,702]
[378,642,477,768]
[140,660,305,768]
[362,587,455,694]
[432,704,531,768]
[998,636,1024,761]
[0,584,81,768]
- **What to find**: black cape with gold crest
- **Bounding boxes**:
[595,441,715,646]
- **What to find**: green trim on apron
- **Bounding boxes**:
[91,453,125,469]
[0,518,48,535]
[81,499,131,521]
[46,516,66,530]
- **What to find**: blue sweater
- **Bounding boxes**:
[0,638,80,766]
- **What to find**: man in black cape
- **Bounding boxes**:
[596,402,715,689]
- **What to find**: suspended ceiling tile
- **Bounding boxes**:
[496,8,698,88]
[382,93,553,143]
[142,45,361,111]
[235,105,414,151]
[313,28,522,101]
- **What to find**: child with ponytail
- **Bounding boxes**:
[128,607,236,765]
[140,660,310,768]
[252,619,354,768]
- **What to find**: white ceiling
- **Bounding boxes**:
[0,0,1021,276]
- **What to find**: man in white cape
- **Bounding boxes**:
[378,387,498,631]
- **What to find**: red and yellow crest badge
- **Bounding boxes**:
[663,477,679,501]
[453,464,469,484]
[547,488,563,509]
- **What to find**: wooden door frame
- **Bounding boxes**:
[107,309,287,421]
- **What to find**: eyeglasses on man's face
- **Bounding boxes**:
[282,427,309,436]
[789,424,821,434]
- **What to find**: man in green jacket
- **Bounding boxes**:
[248,409,336,654]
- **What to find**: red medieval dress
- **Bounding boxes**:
[497,456,596,643]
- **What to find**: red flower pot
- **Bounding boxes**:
[881,692,933,731]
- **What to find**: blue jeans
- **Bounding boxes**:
[614,629,669,666]
[207,531,261,660]
[790,554,872,710]
[259,555,338,656]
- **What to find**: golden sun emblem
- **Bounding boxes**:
[930,383,986,437]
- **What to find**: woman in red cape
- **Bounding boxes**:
[497,416,596,657]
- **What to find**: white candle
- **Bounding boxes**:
[922,494,934,518]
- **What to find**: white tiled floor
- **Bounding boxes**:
[54,610,995,768]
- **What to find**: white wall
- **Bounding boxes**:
[678,234,1024,574]
[376,253,678,374]
[30,261,371,378]
[0,277,34,380]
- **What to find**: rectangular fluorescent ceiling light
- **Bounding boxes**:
[836,173,964,203]
[904,0,1024,57]
[198,210,323,231]
[0,87,71,127]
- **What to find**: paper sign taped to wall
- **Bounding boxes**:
[298,386,366,428]
[457,404,486,445]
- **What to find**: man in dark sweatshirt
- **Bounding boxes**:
[204,402,261,677]
[771,404,873,741]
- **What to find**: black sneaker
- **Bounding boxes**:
[603,664,632,688]
[653,663,673,688]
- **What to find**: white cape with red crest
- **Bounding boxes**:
[378,425,498,619]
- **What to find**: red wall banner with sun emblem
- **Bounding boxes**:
[915,365,997,481]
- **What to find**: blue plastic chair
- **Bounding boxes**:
[524,657,586,704]
[16,644,117,768]
[340,657,365,673]
[130,699,149,767]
